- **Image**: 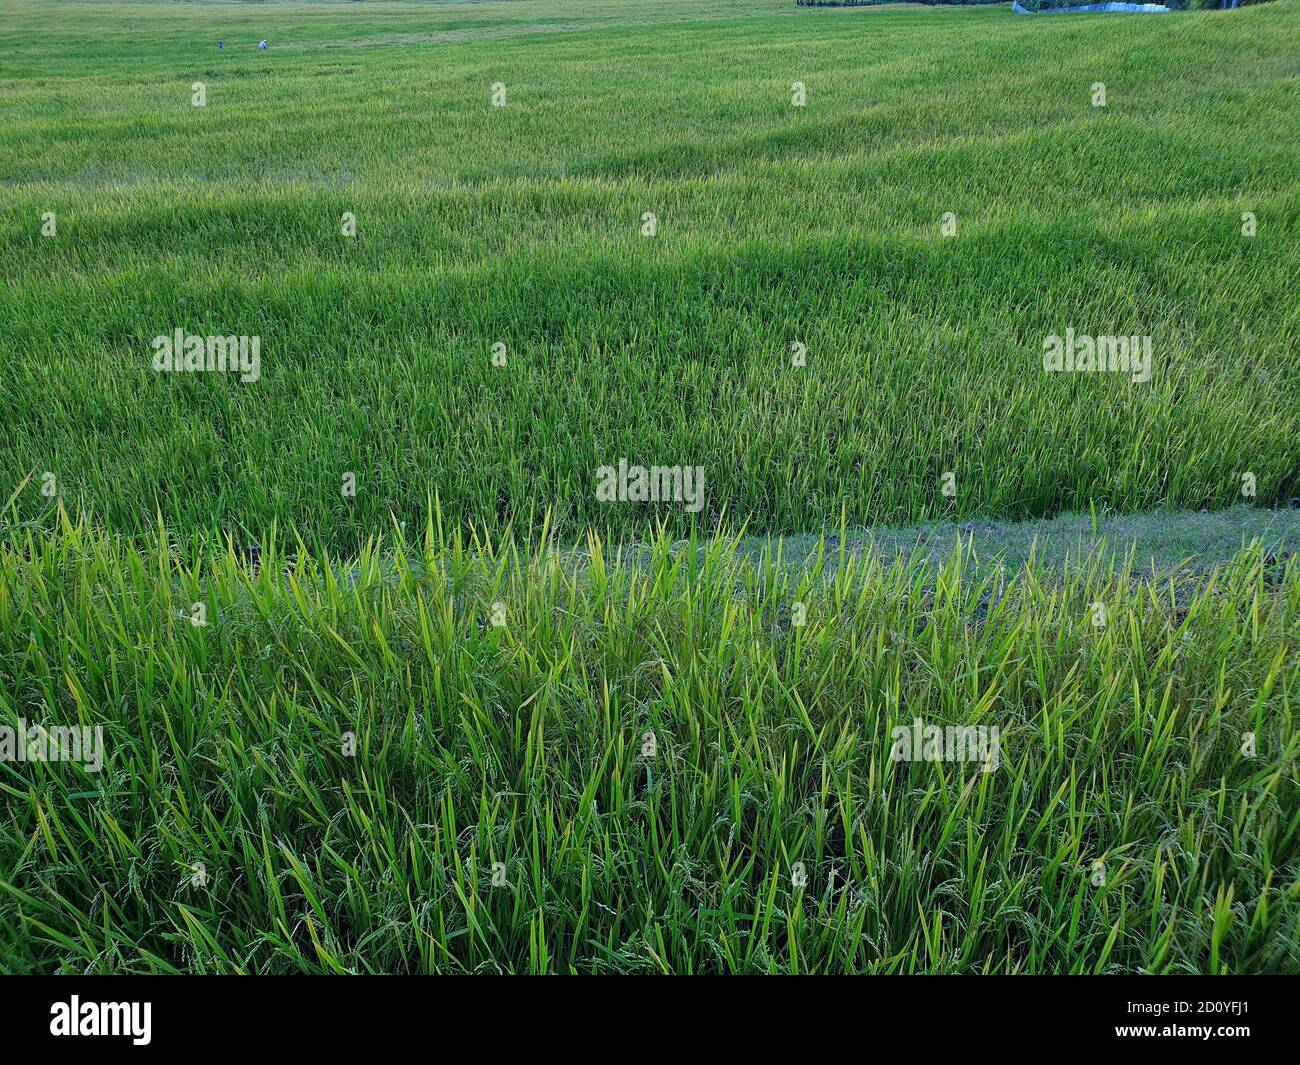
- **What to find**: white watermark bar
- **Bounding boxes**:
[0,718,104,772]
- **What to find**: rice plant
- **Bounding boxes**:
[0,509,1296,973]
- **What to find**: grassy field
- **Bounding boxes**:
[1,0,1298,974]
[2,0,1298,548]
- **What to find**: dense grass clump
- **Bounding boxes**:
[2,0,1298,552]
[0,513,1296,973]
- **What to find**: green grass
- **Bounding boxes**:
[1,513,1297,973]
[2,0,1298,550]
[1,0,1298,974]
